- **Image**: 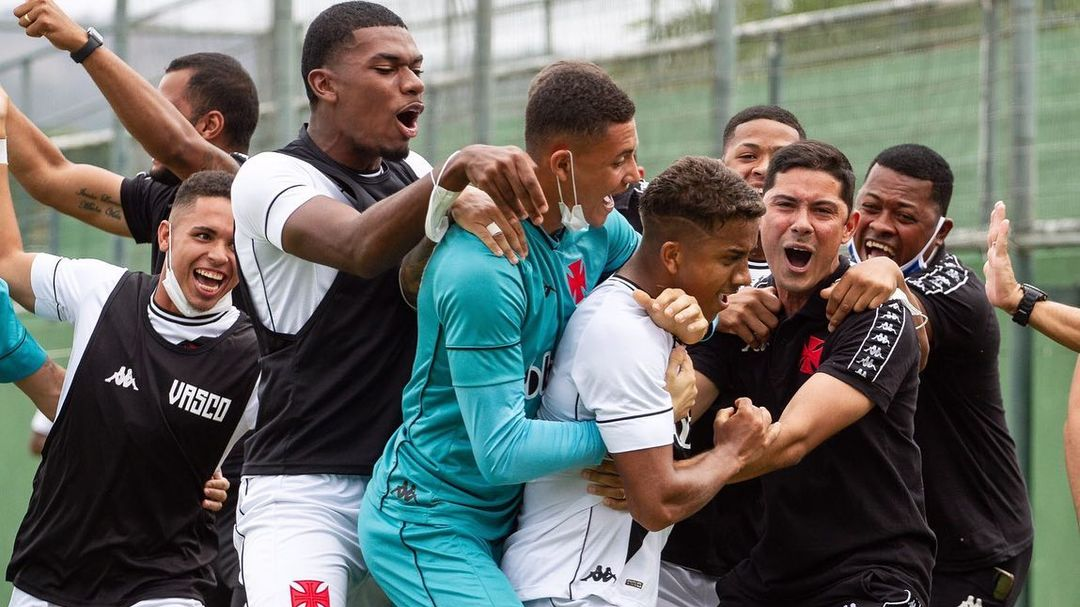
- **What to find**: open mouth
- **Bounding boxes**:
[863,239,896,260]
[396,103,424,137]
[192,268,226,297]
[784,246,813,269]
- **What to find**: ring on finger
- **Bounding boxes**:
[20,14,32,25]
[485,221,502,237]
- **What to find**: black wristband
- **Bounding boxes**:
[71,27,104,64]
[1011,283,1047,326]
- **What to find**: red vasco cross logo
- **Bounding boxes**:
[799,335,825,374]
[567,259,587,303]
[290,580,330,607]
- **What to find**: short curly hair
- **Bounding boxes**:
[301,2,407,104]
[639,156,764,238]
[524,61,635,152]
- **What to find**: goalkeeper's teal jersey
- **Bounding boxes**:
[367,212,639,540]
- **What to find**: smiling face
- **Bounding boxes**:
[761,167,856,296]
[556,119,642,227]
[311,26,425,167]
[157,196,238,313]
[673,217,759,320]
[854,163,951,266]
[722,118,803,193]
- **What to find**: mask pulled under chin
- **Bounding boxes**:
[161,245,233,318]
[556,150,589,233]
[559,201,589,232]
[846,216,945,278]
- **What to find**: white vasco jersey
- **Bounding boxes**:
[501,275,676,607]
[231,150,431,334]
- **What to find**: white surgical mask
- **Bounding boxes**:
[846,216,946,278]
[556,150,589,232]
[161,222,233,318]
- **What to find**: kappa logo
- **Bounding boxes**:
[567,259,588,303]
[848,300,906,382]
[391,480,417,503]
[104,366,139,391]
[579,565,617,583]
[289,580,330,607]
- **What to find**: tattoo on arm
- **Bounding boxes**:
[76,188,124,223]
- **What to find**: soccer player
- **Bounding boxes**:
[11,3,259,602]
[500,156,778,607]
[657,105,806,607]
[358,60,708,606]
[229,3,538,606]
[692,140,933,607]
[719,105,806,284]
[0,89,260,603]
[825,145,1032,607]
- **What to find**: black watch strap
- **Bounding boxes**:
[71,27,104,64]
[1011,283,1047,326]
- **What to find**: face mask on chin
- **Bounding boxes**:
[556,150,589,233]
[160,222,233,318]
[847,216,946,278]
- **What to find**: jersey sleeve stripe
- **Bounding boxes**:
[50,256,63,320]
[263,184,305,239]
[596,406,673,424]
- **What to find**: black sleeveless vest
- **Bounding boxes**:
[241,128,419,476]
[7,272,259,606]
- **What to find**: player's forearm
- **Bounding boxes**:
[398,238,436,308]
[0,163,26,259]
[726,433,805,484]
[1065,355,1080,528]
[80,49,235,178]
[14,358,65,421]
[1029,301,1080,352]
[457,381,606,485]
[625,449,740,532]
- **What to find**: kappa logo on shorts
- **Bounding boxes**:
[390,480,417,503]
[104,365,139,391]
[290,580,330,607]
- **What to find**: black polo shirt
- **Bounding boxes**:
[907,248,1032,569]
[691,258,934,604]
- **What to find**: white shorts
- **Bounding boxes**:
[234,474,390,607]
[9,587,202,607]
[657,560,721,607]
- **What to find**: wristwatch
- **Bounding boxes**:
[71,27,104,64]
[1011,283,1047,326]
